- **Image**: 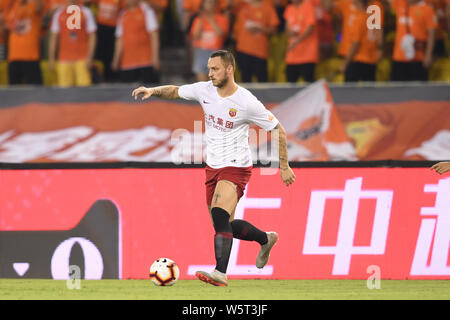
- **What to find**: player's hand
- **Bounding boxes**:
[430,161,450,175]
[280,166,295,186]
[153,58,161,71]
[423,54,433,69]
[111,58,119,72]
[86,57,93,70]
[132,86,153,101]
[339,61,348,74]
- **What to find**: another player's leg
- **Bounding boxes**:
[196,180,238,286]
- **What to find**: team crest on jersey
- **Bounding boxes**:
[229,108,238,117]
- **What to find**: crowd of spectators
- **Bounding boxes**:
[0,0,448,87]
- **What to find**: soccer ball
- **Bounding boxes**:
[149,258,180,286]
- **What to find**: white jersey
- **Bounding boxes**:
[178,81,279,168]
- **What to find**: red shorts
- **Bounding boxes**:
[205,165,253,206]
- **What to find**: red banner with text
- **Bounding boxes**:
[1,167,449,279]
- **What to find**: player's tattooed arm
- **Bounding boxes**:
[132,85,181,101]
[273,123,296,186]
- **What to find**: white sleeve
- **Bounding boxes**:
[247,99,279,131]
[82,7,97,33]
[178,82,202,102]
[50,8,62,33]
[141,3,159,32]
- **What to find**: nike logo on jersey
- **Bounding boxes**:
[203,100,210,104]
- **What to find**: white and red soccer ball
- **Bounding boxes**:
[149,258,180,286]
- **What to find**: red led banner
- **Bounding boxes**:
[1,167,449,279]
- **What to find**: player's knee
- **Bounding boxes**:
[211,207,231,232]
[212,181,238,211]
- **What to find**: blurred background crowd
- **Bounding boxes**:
[0,0,449,87]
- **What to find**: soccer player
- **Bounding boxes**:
[132,50,296,286]
[431,161,450,174]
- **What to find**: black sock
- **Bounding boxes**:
[211,207,233,274]
[231,219,268,245]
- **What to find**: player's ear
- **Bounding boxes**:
[226,64,234,75]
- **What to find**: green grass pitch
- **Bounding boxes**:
[0,279,449,300]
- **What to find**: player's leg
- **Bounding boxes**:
[74,60,92,87]
[236,51,252,83]
[254,56,268,83]
[300,63,315,83]
[208,190,278,270]
[210,179,237,273]
[24,61,43,85]
[231,218,278,269]
[196,180,238,286]
[286,64,299,83]
[8,61,22,85]
[56,62,75,88]
[208,166,278,269]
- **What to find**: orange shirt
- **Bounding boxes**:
[231,0,286,13]
[0,0,14,46]
[190,14,229,50]
[184,0,204,12]
[266,0,289,6]
[0,0,14,14]
[336,0,384,57]
[116,3,159,70]
[284,0,319,64]
[44,0,68,15]
[312,0,334,44]
[425,0,446,39]
[0,24,4,46]
[335,0,354,56]
[147,0,169,11]
[51,5,97,62]
[95,0,126,27]
[349,9,379,64]
[183,0,229,14]
[7,1,42,61]
[392,0,438,62]
[234,1,279,59]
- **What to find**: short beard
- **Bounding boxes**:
[213,75,229,88]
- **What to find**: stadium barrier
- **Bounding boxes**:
[0,82,449,162]
[1,161,449,280]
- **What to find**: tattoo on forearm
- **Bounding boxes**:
[153,88,162,97]
[277,127,289,169]
[153,86,179,99]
